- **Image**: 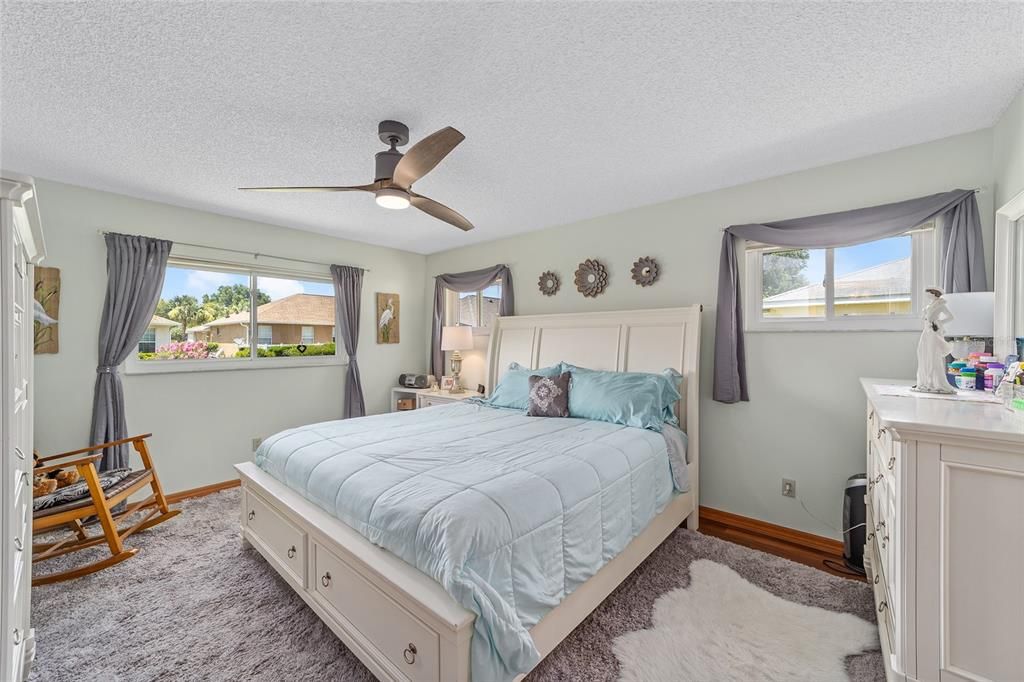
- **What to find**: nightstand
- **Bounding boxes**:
[389,387,478,412]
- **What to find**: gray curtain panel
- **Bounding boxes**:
[331,264,365,419]
[430,264,514,380]
[91,233,172,470]
[713,189,986,404]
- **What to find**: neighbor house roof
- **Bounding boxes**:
[149,315,178,327]
[764,258,911,308]
[188,293,335,332]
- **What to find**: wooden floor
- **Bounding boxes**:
[698,506,866,581]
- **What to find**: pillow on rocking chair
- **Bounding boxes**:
[33,468,132,512]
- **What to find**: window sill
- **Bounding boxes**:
[746,319,921,333]
[123,355,347,375]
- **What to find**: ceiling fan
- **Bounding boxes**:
[239,120,473,231]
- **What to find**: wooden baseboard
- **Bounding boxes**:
[165,479,240,504]
[698,506,864,581]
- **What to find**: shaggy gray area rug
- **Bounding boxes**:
[30,489,882,681]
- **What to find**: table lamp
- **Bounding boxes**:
[943,292,994,359]
[441,325,473,394]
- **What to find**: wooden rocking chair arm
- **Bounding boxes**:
[36,434,153,462]
[34,453,102,475]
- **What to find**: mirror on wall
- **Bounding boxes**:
[994,191,1024,359]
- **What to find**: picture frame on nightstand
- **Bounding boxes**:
[440,375,455,391]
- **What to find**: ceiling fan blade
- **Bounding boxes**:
[392,127,465,189]
[410,193,474,231]
[238,184,375,192]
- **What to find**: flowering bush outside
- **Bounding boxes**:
[147,340,212,360]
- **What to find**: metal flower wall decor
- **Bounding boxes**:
[631,257,659,287]
[575,259,609,298]
[538,271,560,296]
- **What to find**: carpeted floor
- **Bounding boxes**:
[30,489,882,681]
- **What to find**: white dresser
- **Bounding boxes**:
[1,173,44,682]
[862,378,1024,682]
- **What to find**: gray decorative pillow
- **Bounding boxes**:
[527,372,570,417]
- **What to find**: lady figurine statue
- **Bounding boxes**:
[913,287,956,394]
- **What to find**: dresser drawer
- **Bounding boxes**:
[312,542,439,681]
[244,491,307,587]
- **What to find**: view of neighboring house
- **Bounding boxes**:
[187,293,335,356]
[763,258,911,317]
[138,315,178,353]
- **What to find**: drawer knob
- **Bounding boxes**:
[13,537,22,552]
[873,474,884,484]
[874,574,880,585]
[12,628,21,646]
[248,510,256,521]
[14,447,25,460]
[403,643,417,665]
[867,532,875,542]
[321,572,332,588]
[887,456,896,470]
[881,535,889,550]
[876,520,886,531]
[878,601,888,613]
[287,545,296,559]
[876,426,887,439]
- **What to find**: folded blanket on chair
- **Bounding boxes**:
[33,468,132,511]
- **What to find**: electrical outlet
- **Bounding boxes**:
[252,437,262,452]
[782,478,796,498]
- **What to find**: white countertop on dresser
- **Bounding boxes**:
[862,378,1024,447]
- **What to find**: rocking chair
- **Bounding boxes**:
[32,433,181,586]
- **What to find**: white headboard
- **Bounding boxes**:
[485,306,702,498]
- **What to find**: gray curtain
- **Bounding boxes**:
[714,189,986,404]
[331,264,365,419]
[431,264,514,380]
[91,233,172,470]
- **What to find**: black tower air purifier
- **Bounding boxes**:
[843,474,867,574]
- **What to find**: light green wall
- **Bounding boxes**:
[993,86,1024,208]
[425,129,995,539]
[33,179,426,494]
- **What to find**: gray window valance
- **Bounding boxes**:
[430,264,514,380]
[714,189,986,404]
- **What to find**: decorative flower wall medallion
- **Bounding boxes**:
[575,259,609,298]
[631,257,659,287]
[538,271,560,296]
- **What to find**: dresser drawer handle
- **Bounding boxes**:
[873,474,884,484]
[13,537,22,552]
[867,532,875,542]
[403,643,417,664]
[876,426,887,439]
[887,456,896,470]
[248,510,256,521]
[876,520,886,532]
[878,601,887,613]
[881,535,889,549]
[11,628,21,646]
[321,572,331,588]
[14,447,25,460]
[874,574,880,585]
[287,545,296,559]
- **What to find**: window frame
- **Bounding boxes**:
[744,224,938,333]
[138,328,157,354]
[443,280,502,334]
[124,257,345,375]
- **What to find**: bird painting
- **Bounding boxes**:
[33,266,61,353]
[376,293,400,344]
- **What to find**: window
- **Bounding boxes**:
[126,259,341,373]
[446,282,502,330]
[138,328,156,354]
[745,223,936,331]
[257,325,273,346]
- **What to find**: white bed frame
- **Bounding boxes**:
[235,305,701,681]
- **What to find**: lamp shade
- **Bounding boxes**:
[943,292,994,337]
[441,325,473,351]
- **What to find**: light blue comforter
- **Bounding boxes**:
[254,402,685,681]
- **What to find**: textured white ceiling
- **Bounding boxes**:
[2,2,1022,254]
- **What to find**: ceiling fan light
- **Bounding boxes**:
[375,188,410,210]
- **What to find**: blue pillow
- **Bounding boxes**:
[561,364,682,431]
[484,362,563,410]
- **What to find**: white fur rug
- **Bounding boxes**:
[613,559,877,682]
